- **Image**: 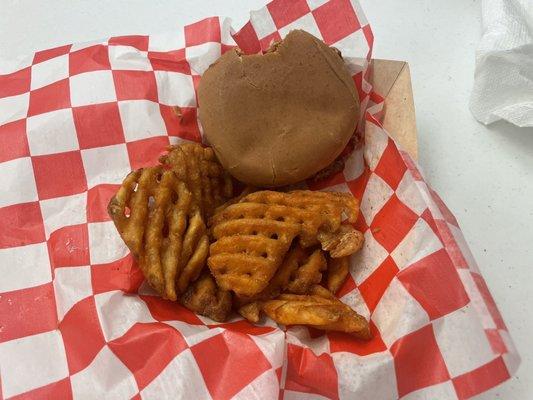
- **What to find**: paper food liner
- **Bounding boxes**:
[0,1,519,399]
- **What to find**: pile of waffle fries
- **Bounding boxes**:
[108,143,370,339]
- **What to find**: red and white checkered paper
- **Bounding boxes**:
[0,1,520,399]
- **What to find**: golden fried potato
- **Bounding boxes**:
[262,288,371,339]
[309,283,336,299]
[108,147,367,330]
[237,283,342,323]
[181,271,232,322]
[108,166,209,301]
[236,246,326,322]
[238,301,261,323]
[108,167,176,257]
[213,185,256,215]
[232,252,293,309]
[234,244,324,310]
[240,190,359,247]
[175,210,210,295]
[160,143,233,219]
[318,224,364,258]
[324,256,350,294]
[208,190,363,297]
[208,212,300,296]
[285,247,326,294]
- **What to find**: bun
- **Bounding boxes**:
[198,30,359,187]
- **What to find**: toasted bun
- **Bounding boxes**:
[198,30,359,187]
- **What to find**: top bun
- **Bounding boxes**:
[198,30,360,187]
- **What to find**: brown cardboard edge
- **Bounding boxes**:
[371,59,418,160]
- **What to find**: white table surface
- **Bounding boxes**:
[1,1,531,399]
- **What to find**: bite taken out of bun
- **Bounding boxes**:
[198,29,360,187]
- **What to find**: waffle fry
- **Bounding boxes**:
[213,185,256,215]
[310,283,337,299]
[160,143,233,219]
[108,166,209,301]
[108,147,368,331]
[239,190,359,247]
[175,211,209,294]
[238,301,261,323]
[236,245,326,321]
[234,245,324,302]
[209,211,300,296]
[285,247,327,294]
[324,256,350,294]
[318,224,364,258]
[181,271,232,322]
[208,190,362,296]
[262,286,371,339]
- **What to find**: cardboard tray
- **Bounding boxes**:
[371,59,418,160]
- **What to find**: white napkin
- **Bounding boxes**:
[470,0,533,127]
